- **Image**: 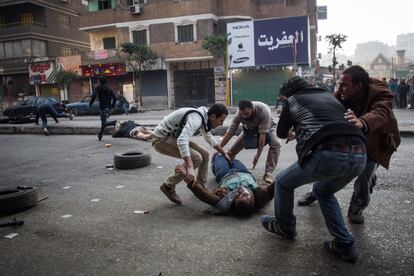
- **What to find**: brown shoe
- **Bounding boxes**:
[160,183,182,205]
[263,173,274,184]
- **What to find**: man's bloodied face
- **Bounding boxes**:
[234,187,253,206]
[339,73,363,101]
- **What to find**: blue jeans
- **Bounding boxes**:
[212,154,251,183]
[274,149,367,244]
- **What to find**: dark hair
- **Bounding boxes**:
[238,99,253,110]
[279,76,309,98]
[99,77,107,84]
[343,65,369,93]
[233,197,255,217]
[207,103,228,117]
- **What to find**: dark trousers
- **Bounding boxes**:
[349,158,379,214]
[99,108,116,135]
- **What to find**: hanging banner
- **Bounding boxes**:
[227,16,310,68]
[28,61,56,85]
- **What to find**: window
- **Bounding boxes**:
[21,13,34,25]
[98,0,112,10]
[61,47,72,56]
[4,41,13,57]
[0,43,4,58]
[13,41,22,56]
[58,15,70,28]
[103,37,116,49]
[132,30,147,46]
[32,39,47,57]
[22,39,32,56]
[178,25,194,43]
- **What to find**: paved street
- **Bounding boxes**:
[0,135,413,275]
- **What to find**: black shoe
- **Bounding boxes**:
[260,215,297,239]
[98,132,103,141]
[324,240,358,263]
[297,191,317,206]
[43,128,50,136]
[348,208,365,224]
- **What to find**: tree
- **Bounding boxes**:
[120,42,158,107]
[326,34,347,83]
[202,33,230,104]
[55,69,77,101]
[202,33,228,62]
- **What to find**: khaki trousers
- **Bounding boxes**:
[152,136,209,187]
[228,128,281,175]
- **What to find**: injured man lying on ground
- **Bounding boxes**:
[107,120,153,140]
[175,153,274,216]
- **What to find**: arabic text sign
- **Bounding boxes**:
[28,61,55,85]
[227,21,255,68]
[254,16,309,66]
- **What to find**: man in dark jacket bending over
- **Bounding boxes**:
[260,77,367,262]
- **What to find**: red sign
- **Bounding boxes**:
[30,63,51,73]
[81,63,126,77]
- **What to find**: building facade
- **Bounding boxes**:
[80,0,317,109]
[0,0,90,106]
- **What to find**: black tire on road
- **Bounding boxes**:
[70,108,79,117]
[114,151,151,169]
[0,186,38,214]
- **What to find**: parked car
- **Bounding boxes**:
[3,96,66,119]
[66,95,123,116]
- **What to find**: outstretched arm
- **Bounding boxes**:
[175,164,221,206]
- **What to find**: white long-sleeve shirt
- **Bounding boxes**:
[153,107,218,157]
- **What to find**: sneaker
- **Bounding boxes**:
[43,128,49,136]
[160,183,182,205]
[348,208,365,224]
[69,114,74,120]
[260,215,297,239]
[324,240,358,263]
[297,191,317,206]
[97,132,103,141]
[263,173,274,184]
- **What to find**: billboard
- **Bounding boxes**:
[227,16,310,68]
[227,21,255,68]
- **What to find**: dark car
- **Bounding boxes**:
[66,95,123,116]
[3,96,66,119]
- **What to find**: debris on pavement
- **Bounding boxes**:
[91,198,100,202]
[133,210,149,214]
[116,185,124,189]
[156,166,163,169]
[0,218,24,228]
[61,214,73,218]
[105,143,112,148]
[4,233,18,239]
[62,186,72,190]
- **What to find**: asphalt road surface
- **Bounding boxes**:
[0,135,413,275]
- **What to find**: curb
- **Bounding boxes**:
[0,125,413,137]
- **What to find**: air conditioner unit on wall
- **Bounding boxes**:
[129,4,140,14]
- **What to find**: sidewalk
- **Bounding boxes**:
[0,108,413,136]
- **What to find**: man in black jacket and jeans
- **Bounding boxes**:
[260,77,367,262]
[89,77,117,141]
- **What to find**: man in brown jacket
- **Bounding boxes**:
[298,66,400,224]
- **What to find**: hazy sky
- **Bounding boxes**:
[317,0,413,57]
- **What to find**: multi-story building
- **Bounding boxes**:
[80,0,317,109]
[0,0,90,105]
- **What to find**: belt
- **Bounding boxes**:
[317,142,366,154]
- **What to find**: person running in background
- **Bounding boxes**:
[89,77,117,141]
[35,102,73,136]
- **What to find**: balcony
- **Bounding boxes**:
[0,21,47,37]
